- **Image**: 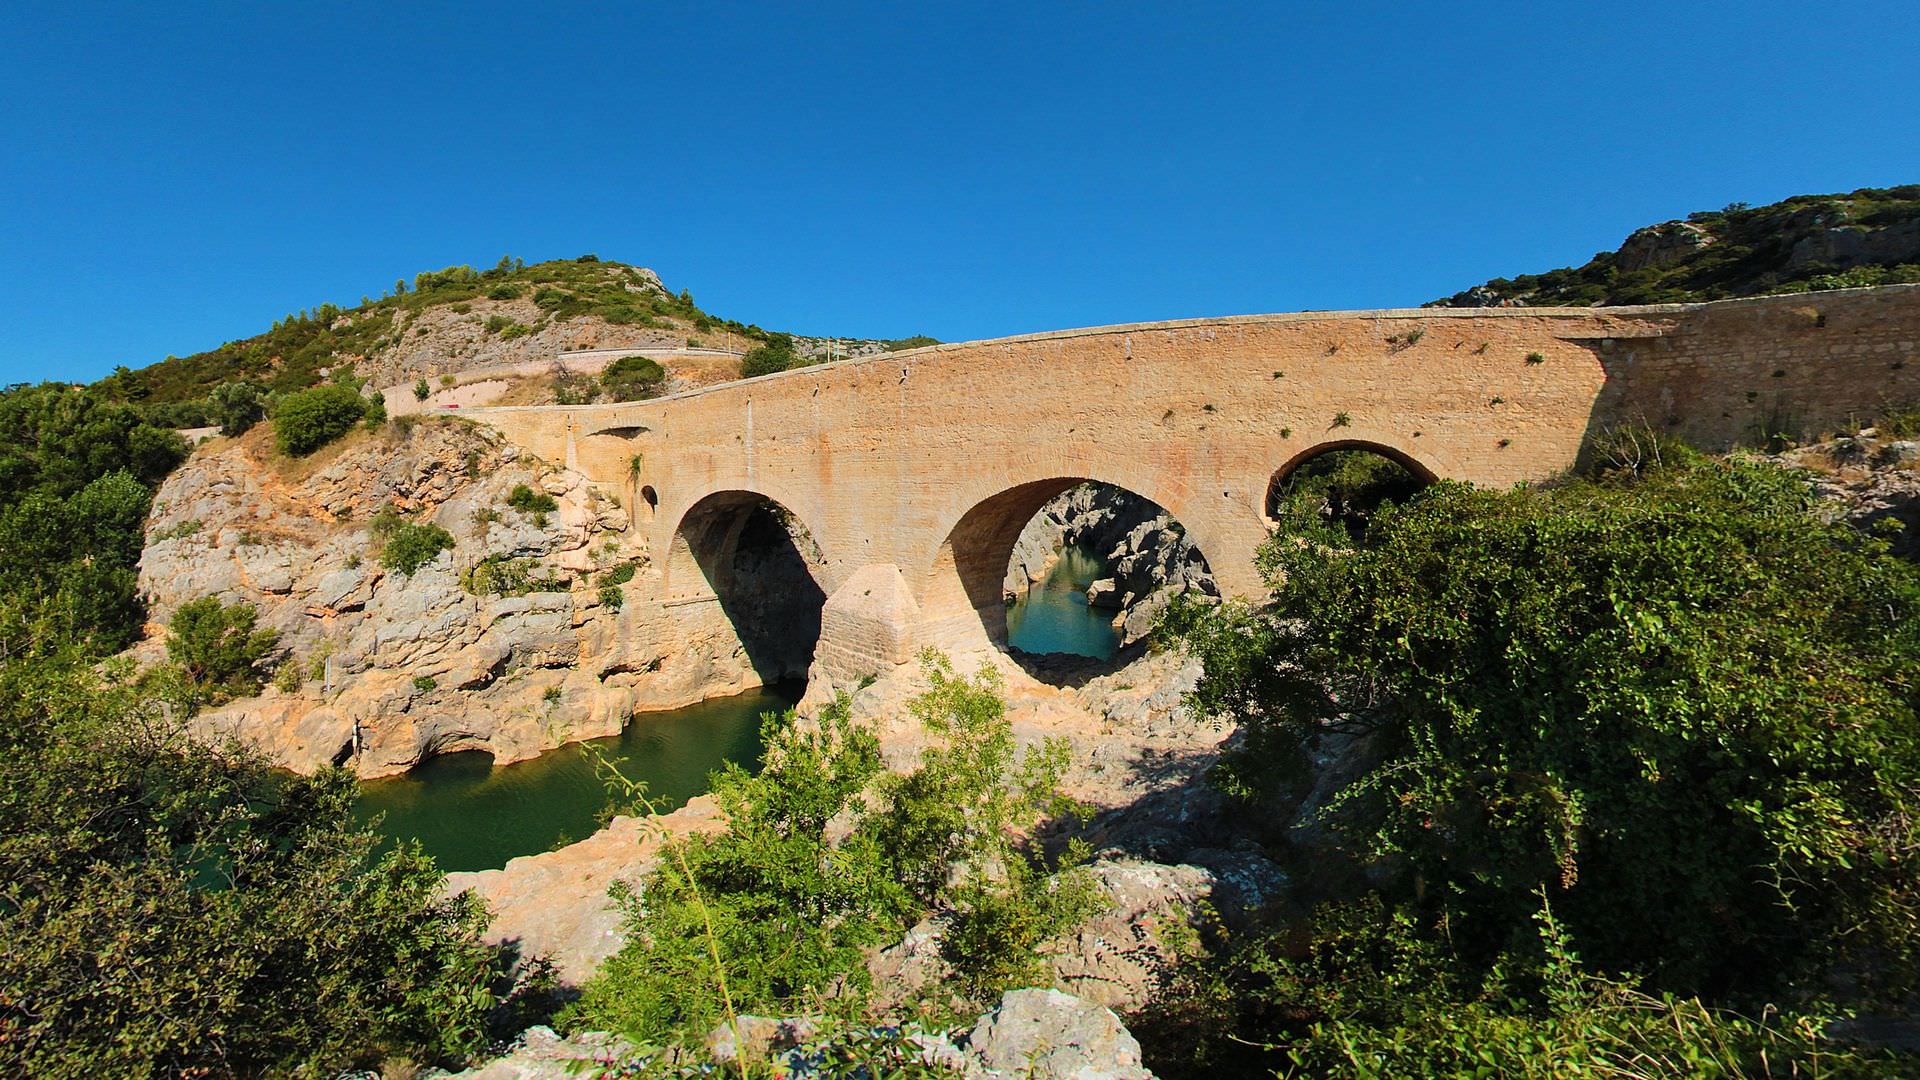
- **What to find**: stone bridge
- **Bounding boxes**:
[469,285,1920,689]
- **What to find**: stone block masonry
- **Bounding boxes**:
[469,285,1920,687]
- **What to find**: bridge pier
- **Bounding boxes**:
[809,564,923,691]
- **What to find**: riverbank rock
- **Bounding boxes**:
[1771,434,1920,557]
[135,418,802,777]
[960,989,1153,1079]
[443,795,727,984]
[460,990,1150,1079]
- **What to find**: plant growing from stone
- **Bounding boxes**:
[380,521,455,575]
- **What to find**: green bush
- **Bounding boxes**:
[413,379,431,401]
[601,355,666,401]
[597,584,623,610]
[1171,454,1920,999]
[506,483,558,513]
[210,380,268,436]
[563,654,1094,1043]
[165,596,279,701]
[459,555,569,597]
[738,342,798,379]
[413,675,437,692]
[0,660,518,1075]
[271,383,366,455]
[1135,892,1908,1078]
[380,521,455,575]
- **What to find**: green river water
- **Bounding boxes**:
[354,684,799,872]
[1005,543,1120,660]
[357,544,1117,872]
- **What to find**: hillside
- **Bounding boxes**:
[1432,184,1920,308]
[93,256,933,419]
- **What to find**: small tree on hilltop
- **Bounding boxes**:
[738,342,797,379]
[210,380,268,437]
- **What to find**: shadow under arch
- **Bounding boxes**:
[919,477,1216,684]
[663,490,828,685]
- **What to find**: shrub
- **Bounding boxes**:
[597,584,623,610]
[564,654,1094,1043]
[506,483,558,513]
[1171,455,1920,999]
[413,379,431,401]
[210,380,268,436]
[0,661,516,1075]
[738,342,798,379]
[166,596,279,700]
[459,555,568,597]
[271,384,366,455]
[413,675,437,692]
[380,521,455,575]
[599,563,636,587]
[1136,892,1906,1078]
[601,356,666,401]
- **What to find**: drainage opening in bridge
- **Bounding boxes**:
[665,490,828,686]
[926,479,1218,685]
[1265,442,1433,542]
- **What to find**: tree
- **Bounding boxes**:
[0,659,518,1075]
[209,380,268,436]
[271,383,366,455]
[1172,455,1920,998]
[600,356,666,401]
[414,379,431,402]
[565,654,1095,1042]
[738,342,797,379]
[166,596,279,698]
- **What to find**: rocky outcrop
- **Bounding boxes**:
[451,990,1152,1079]
[960,989,1153,1079]
[1772,432,1920,557]
[136,419,791,777]
[1005,484,1218,649]
[444,796,728,984]
[1617,220,1716,271]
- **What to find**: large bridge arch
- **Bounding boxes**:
[659,488,830,684]
[910,453,1255,659]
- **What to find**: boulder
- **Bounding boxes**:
[959,989,1153,1079]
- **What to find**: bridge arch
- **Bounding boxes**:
[914,468,1225,666]
[661,489,829,685]
[1264,439,1437,539]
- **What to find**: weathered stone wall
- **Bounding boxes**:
[471,285,1920,687]
[1589,285,1920,448]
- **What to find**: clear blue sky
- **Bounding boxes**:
[3,2,1916,385]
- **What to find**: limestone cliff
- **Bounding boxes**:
[136,418,789,777]
[1005,484,1218,648]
